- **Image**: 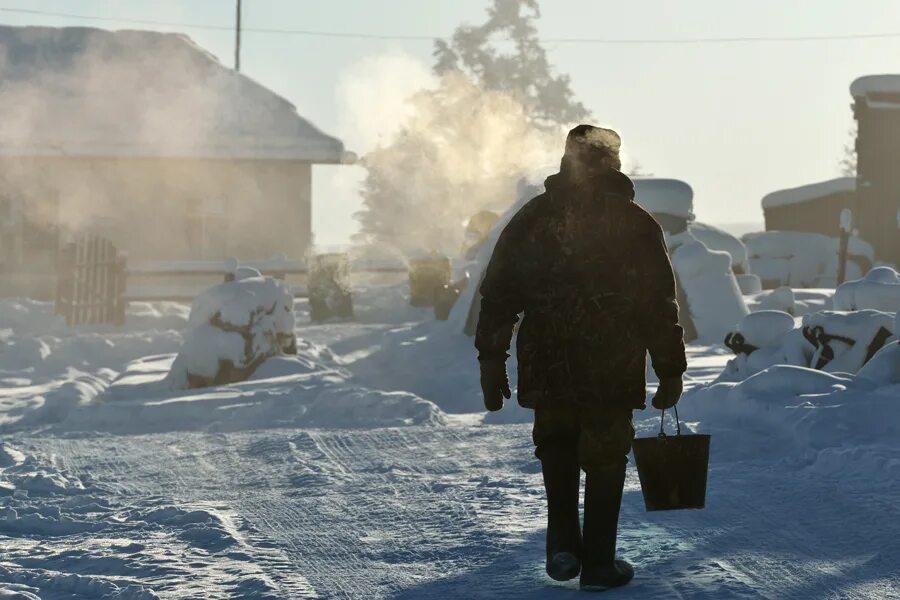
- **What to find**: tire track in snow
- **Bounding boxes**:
[15,425,900,599]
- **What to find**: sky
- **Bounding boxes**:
[2,0,900,246]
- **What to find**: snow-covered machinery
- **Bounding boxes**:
[722,306,897,381]
[308,253,354,322]
[167,273,296,389]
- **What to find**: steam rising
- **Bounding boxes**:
[345,52,566,256]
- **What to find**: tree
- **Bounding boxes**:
[433,0,589,128]
[354,0,590,255]
[840,124,857,177]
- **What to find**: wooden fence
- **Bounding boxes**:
[55,244,430,326]
[55,235,127,326]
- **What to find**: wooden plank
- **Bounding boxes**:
[87,236,98,325]
[72,237,84,326]
[98,238,109,323]
[55,242,76,323]
[81,236,91,325]
[114,255,127,326]
[106,239,116,324]
[88,236,99,324]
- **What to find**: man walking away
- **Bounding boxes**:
[475,125,687,592]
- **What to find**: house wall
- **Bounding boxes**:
[763,191,859,237]
[0,156,313,298]
[0,155,313,260]
[854,96,900,265]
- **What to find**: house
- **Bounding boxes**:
[762,177,858,237]
[0,26,349,298]
[852,75,900,265]
[762,75,900,267]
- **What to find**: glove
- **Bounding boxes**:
[479,359,511,412]
[652,376,683,410]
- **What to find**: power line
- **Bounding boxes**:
[1,6,900,45]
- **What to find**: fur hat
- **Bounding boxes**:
[564,124,621,158]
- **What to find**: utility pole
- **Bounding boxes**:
[837,208,852,286]
[234,0,242,72]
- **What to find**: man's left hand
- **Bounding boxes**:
[652,376,683,410]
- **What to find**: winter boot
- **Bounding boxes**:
[580,464,634,592]
[540,447,582,581]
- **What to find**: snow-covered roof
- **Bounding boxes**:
[0,26,347,162]
[850,75,900,109]
[633,178,694,220]
[761,177,856,210]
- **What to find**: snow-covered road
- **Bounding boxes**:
[6,416,899,599]
[2,296,899,598]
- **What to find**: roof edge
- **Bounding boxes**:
[762,177,856,210]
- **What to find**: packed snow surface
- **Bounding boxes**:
[1,283,899,598]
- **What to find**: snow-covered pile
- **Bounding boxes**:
[167,275,296,389]
[668,231,749,343]
[633,178,694,220]
[744,286,833,316]
[721,308,896,381]
[745,231,874,288]
[688,222,750,273]
[832,266,900,311]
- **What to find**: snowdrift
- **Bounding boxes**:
[745,231,874,288]
[0,297,445,433]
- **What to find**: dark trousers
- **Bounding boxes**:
[533,404,635,474]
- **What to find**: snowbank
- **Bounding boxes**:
[745,231,873,288]
[832,266,900,311]
[669,235,749,343]
[689,222,749,273]
[167,277,295,389]
[633,178,694,220]
[0,293,446,433]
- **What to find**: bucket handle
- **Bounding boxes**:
[658,405,682,438]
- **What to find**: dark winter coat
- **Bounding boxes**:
[475,167,687,410]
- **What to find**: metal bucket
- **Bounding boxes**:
[632,407,710,511]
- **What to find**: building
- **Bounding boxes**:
[0,26,349,297]
[851,75,900,265]
[762,177,858,236]
[762,75,900,267]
